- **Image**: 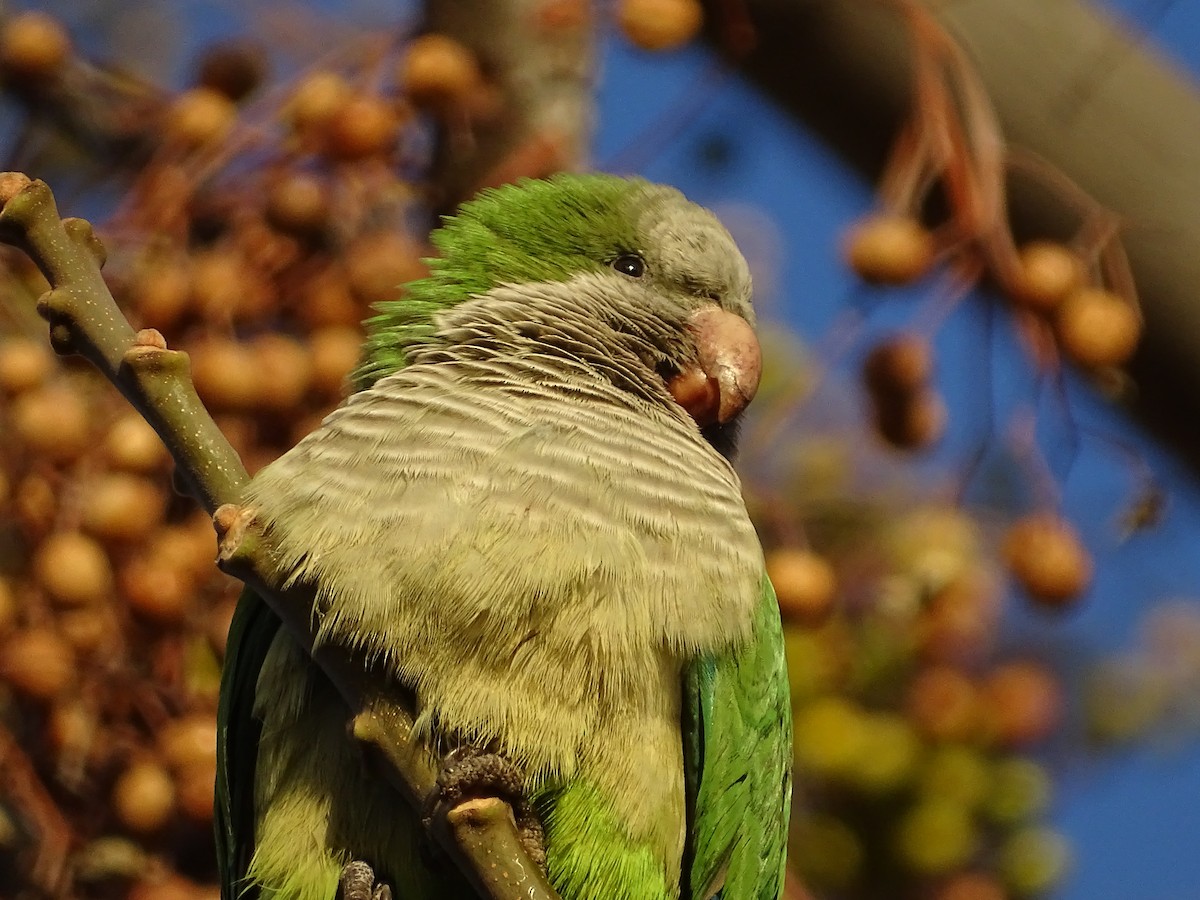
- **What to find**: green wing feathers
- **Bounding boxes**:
[220,578,794,900]
[684,576,792,900]
[216,590,282,900]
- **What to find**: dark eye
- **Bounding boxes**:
[612,254,645,278]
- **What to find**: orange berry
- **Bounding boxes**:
[918,574,999,665]
[127,258,192,331]
[287,71,351,135]
[80,474,166,543]
[159,713,217,772]
[323,94,399,161]
[0,336,53,393]
[0,11,70,80]
[399,34,482,109]
[298,262,362,328]
[241,222,300,278]
[175,759,216,823]
[1003,513,1092,607]
[843,214,935,285]
[1056,288,1141,368]
[14,473,57,535]
[34,531,114,606]
[618,0,704,51]
[190,248,272,322]
[906,665,981,742]
[165,88,237,149]
[0,578,15,635]
[120,556,194,625]
[310,326,363,397]
[58,607,119,654]
[189,339,261,411]
[873,388,946,451]
[104,414,169,474]
[933,872,1007,900]
[266,172,329,235]
[148,521,217,581]
[982,660,1063,748]
[112,759,176,834]
[536,0,590,32]
[863,333,933,398]
[1012,241,1083,313]
[344,231,428,304]
[45,699,96,758]
[12,384,91,460]
[249,334,313,412]
[767,548,837,624]
[128,874,212,900]
[0,627,76,699]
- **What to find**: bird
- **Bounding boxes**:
[215,173,792,900]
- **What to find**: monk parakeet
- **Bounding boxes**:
[215,174,792,900]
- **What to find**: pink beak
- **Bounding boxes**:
[666,304,762,427]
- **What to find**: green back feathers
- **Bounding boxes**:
[683,577,792,900]
[353,173,646,389]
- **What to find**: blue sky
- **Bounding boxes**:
[593,5,1200,898]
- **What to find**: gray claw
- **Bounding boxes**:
[338,860,391,900]
[427,747,547,870]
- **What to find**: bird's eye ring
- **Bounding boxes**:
[612,254,645,278]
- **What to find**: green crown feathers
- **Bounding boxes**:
[353,173,645,389]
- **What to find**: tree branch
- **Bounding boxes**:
[0,173,244,513]
[704,0,1200,463]
[0,174,559,900]
[0,723,73,894]
[5,56,165,168]
[424,0,595,212]
[444,798,559,898]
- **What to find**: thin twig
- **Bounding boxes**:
[0,723,73,895]
[5,57,166,168]
[0,174,245,513]
[0,174,559,900]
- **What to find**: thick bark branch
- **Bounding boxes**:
[445,799,559,899]
[711,0,1200,456]
[0,175,558,900]
[424,0,594,212]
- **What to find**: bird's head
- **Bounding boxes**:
[355,174,761,456]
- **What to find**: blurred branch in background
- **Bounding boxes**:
[0,11,166,174]
[709,0,1200,466]
[423,0,594,212]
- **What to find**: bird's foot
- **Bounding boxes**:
[424,747,547,870]
[338,860,392,900]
